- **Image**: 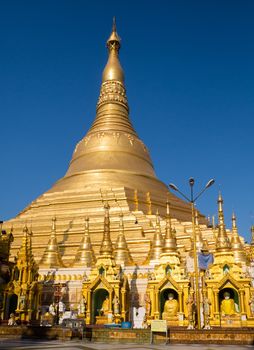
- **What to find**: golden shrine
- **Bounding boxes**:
[1,19,254,330]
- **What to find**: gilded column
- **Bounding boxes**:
[213,290,219,313]
[213,289,220,326]
[154,289,159,319]
[151,285,155,316]
[239,290,245,314]
[178,291,183,313]
[244,288,251,317]
[109,291,113,314]
[121,288,126,320]
[86,289,91,324]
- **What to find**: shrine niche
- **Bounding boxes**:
[161,288,179,319]
[82,273,129,325]
[219,288,240,315]
[205,272,253,327]
[146,274,189,327]
[85,275,113,325]
[93,288,109,320]
[4,292,18,320]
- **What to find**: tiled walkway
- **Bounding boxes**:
[0,340,253,350]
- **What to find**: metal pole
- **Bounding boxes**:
[191,201,201,329]
[169,178,215,330]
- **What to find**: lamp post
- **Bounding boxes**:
[169,178,215,330]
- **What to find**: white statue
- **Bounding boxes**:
[49,303,56,316]
[8,313,17,326]
[249,294,254,316]
[58,301,66,314]
[78,297,87,315]
[203,295,211,329]
[113,295,120,315]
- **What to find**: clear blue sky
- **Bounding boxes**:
[1,1,253,241]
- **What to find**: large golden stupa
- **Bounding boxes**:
[4,19,194,266]
[2,20,254,330]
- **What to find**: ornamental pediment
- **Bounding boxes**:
[156,275,179,291]
[217,273,243,290]
[89,274,113,292]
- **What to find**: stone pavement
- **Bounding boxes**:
[0,340,253,350]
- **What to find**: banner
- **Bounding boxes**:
[198,253,214,270]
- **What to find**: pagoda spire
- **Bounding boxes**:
[90,203,117,279]
[88,17,136,136]
[99,203,113,256]
[160,200,180,265]
[40,217,64,268]
[18,225,30,264]
[114,213,133,265]
[163,200,177,253]
[149,210,164,262]
[216,193,231,252]
[231,212,246,264]
[16,225,36,282]
[73,217,96,267]
[102,17,123,83]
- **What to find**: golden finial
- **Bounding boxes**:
[217,192,224,225]
[19,225,29,259]
[163,200,177,253]
[232,212,237,229]
[113,16,116,32]
[156,209,160,226]
[216,193,231,252]
[100,203,113,256]
[166,198,170,215]
[106,17,121,50]
[51,216,56,237]
[102,18,124,84]
[231,212,246,264]
[146,192,152,215]
[85,216,89,229]
[166,199,172,233]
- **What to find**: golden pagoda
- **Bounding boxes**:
[2,19,254,329]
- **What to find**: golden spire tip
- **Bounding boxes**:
[112,16,116,32]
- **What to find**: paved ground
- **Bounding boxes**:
[0,340,253,350]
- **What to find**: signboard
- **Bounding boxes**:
[151,320,167,332]
[150,320,168,344]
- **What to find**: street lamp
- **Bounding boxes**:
[169,178,215,330]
